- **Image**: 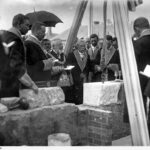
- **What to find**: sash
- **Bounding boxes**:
[49,50,59,60]
[26,35,48,58]
[104,46,116,66]
[74,50,87,72]
[26,35,42,48]
[140,29,150,38]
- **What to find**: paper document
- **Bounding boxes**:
[140,65,150,78]
[64,65,75,70]
[53,59,59,62]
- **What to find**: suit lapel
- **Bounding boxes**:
[88,48,93,59]
[74,50,87,72]
[88,46,99,60]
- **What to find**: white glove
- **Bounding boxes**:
[43,58,54,71]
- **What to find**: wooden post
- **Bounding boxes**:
[88,0,93,36]
[64,0,88,57]
[100,0,107,81]
[112,0,150,145]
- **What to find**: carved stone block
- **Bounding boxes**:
[19,87,65,108]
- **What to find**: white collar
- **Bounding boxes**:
[30,34,39,41]
[9,27,22,39]
[91,45,96,51]
[140,29,150,38]
[78,51,85,57]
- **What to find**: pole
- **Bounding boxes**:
[100,0,107,82]
[112,0,150,145]
[64,0,88,57]
[88,0,93,36]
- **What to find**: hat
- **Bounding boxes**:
[134,17,150,29]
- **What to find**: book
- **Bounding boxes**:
[64,65,75,70]
[140,65,150,78]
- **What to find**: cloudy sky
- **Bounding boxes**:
[0,0,150,34]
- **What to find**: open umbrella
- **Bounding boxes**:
[26,11,63,27]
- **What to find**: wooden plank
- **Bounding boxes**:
[112,0,150,145]
[64,0,88,57]
[88,0,93,36]
[100,0,108,81]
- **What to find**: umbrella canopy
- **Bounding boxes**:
[26,11,63,27]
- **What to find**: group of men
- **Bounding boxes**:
[65,33,121,104]
[0,14,66,98]
[0,13,150,134]
[0,13,121,105]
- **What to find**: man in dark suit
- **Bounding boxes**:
[0,14,38,98]
[50,39,66,80]
[66,39,90,104]
[25,22,59,87]
[88,34,101,82]
[41,38,52,58]
[105,35,120,81]
[50,39,66,65]
[133,17,150,135]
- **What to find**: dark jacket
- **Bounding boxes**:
[0,28,26,97]
[87,45,101,81]
[66,50,90,85]
[49,49,66,83]
[50,50,65,62]
[106,49,121,80]
[133,30,150,97]
[25,35,51,82]
[66,50,90,104]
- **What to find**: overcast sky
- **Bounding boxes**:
[0,0,150,34]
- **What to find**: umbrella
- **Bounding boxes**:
[26,11,63,27]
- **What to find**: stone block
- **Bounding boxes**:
[88,107,112,146]
[83,81,122,106]
[97,85,130,140]
[84,82,130,140]
[0,103,79,146]
[76,106,88,145]
[19,87,65,108]
[48,133,71,146]
[79,105,112,146]
[0,103,8,113]
[0,97,19,108]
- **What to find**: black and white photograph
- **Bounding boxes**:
[0,0,150,148]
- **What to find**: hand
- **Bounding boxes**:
[95,65,101,72]
[80,73,85,79]
[31,83,38,94]
[47,58,55,64]
[52,66,64,75]
[107,64,119,72]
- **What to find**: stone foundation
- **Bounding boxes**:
[0,104,78,146]
[99,84,130,140]
[0,102,130,146]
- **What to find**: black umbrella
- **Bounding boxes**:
[26,11,63,27]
